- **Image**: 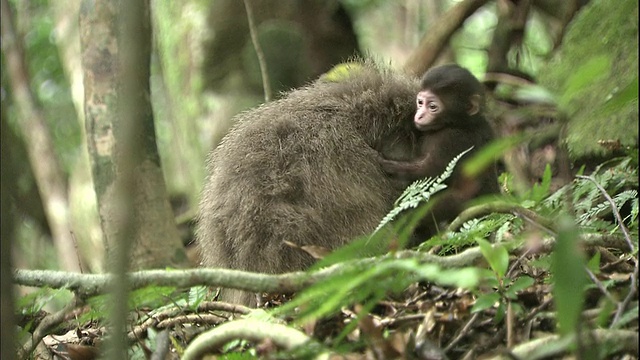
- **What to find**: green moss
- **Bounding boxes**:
[538,0,638,158]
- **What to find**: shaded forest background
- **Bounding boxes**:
[3,0,636,274]
[1,0,638,359]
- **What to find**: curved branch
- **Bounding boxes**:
[488,329,638,360]
[447,201,557,233]
[181,319,325,360]
[18,297,84,359]
[403,0,490,76]
[127,301,250,342]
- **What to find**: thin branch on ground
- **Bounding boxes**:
[156,314,228,328]
[127,302,240,343]
[18,297,84,359]
[585,267,619,305]
[576,175,638,328]
[444,312,480,353]
[575,175,634,251]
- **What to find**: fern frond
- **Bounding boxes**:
[372,147,474,234]
[578,189,638,225]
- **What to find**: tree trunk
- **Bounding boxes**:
[403,0,490,77]
[1,85,17,360]
[50,0,105,272]
[79,0,188,270]
[0,0,81,272]
[486,0,532,73]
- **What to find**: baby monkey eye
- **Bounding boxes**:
[417,98,425,106]
[427,102,439,112]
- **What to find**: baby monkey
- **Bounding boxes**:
[379,64,500,243]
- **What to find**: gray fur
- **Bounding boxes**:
[196,65,419,306]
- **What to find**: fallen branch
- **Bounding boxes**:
[488,329,638,360]
[127,301,249,342]
[18,297,84,359]
[447,201,557,234]
[14,231,629,298]
[12,248,484,297]
[181,319,327,360]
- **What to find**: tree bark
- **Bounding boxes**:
[50,0,105,272]
[0,0,81,272]
[532,0,590,50]
[80,0,189,357]
[79,0,188,270]
[486,0,532,73]
[1,88,17,360]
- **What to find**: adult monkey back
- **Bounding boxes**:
[196,64,420,306]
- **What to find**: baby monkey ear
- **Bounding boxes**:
[468,94,481,116]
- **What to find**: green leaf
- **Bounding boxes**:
[595,299,616,328]
[559,55,612,106]
[129,286,177,309]
[373,147,473,234]
[587,252,601,274]
[188,286,207,309]
[611,305,638,329]
[510,276,535,293]
[462,134,525,177]
[513,83,557,105]
[485,276,500,289]
[551,216,587,336]
[600,76,639,115]
[530,164,552,203]
[505,276,535,299]
[472,292,501,313]
[520,199,535,209]
[418,266,481,289]
[477,238,509,279]
[494,301,506,323]
[311,231,391,270]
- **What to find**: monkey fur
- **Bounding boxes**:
[196,64,421,306]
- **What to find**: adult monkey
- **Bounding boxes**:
[196,64,421,306]
[378,64,500,245]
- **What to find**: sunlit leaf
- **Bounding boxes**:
[494,301,506,323]
[560,55,612,106]
[600,76,639,114]
[477,238,509,279]
[513,83,557,105]
[530,164,552,203]
[463,135,524,177]
[587,252,601,274]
